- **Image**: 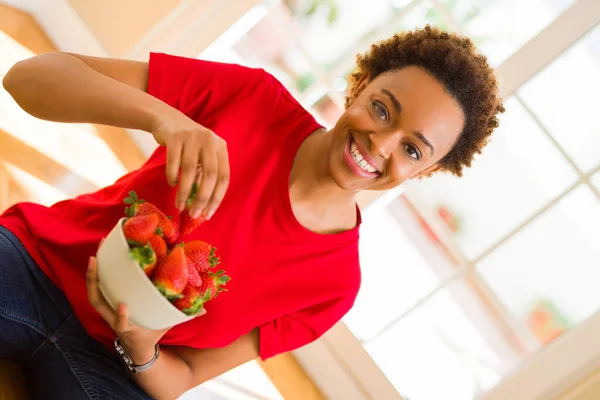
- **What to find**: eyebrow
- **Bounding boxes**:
[415,131,434,155]
[381,89,401,113]
[380,89,435,155]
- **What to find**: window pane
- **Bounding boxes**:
[364,279,525,400]
[519,25,600,173]
[440,0,574,66]
[297,0,394,69]
[478,185,600,346]
[201,4,318,94]
[395,0,452,32]
[344,196,455,341]
[404,97,578,259]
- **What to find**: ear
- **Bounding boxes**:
[349,73,370,105]
[413,164,442,179]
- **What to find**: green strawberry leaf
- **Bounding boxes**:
[128,191,139,202]
[127,239,142,247]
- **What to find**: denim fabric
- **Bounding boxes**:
[0,226,152,400]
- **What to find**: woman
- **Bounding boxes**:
[0,26,503,399]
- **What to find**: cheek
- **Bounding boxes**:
[386,154,414,183]
[343,103,376,131]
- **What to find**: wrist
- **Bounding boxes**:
[119,339,157,365]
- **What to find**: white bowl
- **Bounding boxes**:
[96,217,196,330]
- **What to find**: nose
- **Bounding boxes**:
[368,131,402,159]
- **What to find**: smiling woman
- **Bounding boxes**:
[0,23,503,400]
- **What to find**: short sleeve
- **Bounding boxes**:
[259,296,355,360]
[147,52,266,122]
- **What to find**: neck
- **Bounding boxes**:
[289,129,357,223]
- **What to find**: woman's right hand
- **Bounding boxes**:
[151,111,230,221]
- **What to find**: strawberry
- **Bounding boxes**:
[187,260,203,287]
[151,245,188,298]
[129,244,158,277]
[172,285,211,316]
[180,212,206,237]
[198,270,230,300]
[184,240,219,274]
[124,191,179,245]
[179,183,206,236]
[123,214,158,245]
[149,235,167,260]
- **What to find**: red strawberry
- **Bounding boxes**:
[180,212,206,237]
[184,240,219,274]
[151,245,188,298]
[124,191,179,245]
[149,235,167,260]
[179,183,206,236]
[123,214,158,245]
[129,244,158,277]
[172,285,210,316]
[198,270,230,300]
[186,260,203,287]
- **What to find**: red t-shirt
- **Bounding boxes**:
[0,53,361,360]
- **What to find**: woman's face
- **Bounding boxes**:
[328,66,465,191]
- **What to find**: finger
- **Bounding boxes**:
[203,146,229,220]
[165,138,184,188]
[114,303,129,333]
[86,257,117,326]
[176,140,201,211]
[191,144,218,218]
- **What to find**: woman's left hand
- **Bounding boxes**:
[86,256,170,364]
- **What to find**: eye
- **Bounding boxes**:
[404,144,421,161]
[371,100,389,121]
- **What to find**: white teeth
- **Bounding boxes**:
[350,140,377,173]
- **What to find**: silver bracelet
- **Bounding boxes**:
[114,337,160,374]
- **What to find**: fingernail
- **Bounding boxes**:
[178,202,185,212]
[191,209,201,219]
[205,209,215,220]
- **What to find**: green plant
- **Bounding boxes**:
[294,0,339,25]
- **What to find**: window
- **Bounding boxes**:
[519,25,600,173]
[478,185,600,339]
[440,0,575,66]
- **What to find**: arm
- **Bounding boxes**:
[129,329,260,400]
[2,52,164,131]
[2,52,229,218]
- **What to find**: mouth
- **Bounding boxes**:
[343,135,381,178]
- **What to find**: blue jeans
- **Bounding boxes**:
[0,226,152,399]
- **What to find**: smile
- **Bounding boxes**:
[350,139,377,174]
[343,136,380,179]
[350,138,378,173]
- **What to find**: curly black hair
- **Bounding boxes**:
[346,25,504,176]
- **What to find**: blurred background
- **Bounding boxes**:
[1,0,599,399]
